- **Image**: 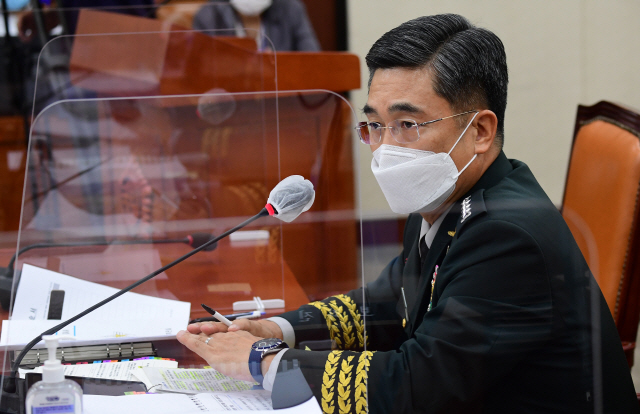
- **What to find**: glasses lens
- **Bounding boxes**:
[356,122,370,144]
[391,120,419,143]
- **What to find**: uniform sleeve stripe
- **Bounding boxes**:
[321,351,342,414]
[310,301,342,348]
[355,351,374,414]
[320,351,375,414]
[332,294,366,349]
[310,294,366,351]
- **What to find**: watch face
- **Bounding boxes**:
[252,338,282,351]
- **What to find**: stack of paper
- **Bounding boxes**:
[19,358,178,382]
[1,264,191,350]
[83,392,323,413]
[133,367,256,394]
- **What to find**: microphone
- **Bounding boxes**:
[265,175,315,223]
[2,176,314,394]
[0,233,218,310]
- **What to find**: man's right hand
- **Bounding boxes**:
[187,319,283,340]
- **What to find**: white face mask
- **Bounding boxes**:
[371,112,478,214]
[230,0,272,16]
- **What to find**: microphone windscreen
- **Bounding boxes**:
[196,88,237,125]
[267,175,315,222]
[188,233,218,251]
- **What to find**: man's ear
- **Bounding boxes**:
[473,110,498,154]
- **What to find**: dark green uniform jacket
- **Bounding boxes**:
[275,152,638,413]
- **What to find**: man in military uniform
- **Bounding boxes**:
[177,14,638,413]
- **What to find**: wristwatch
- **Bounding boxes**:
[248,338,289,385]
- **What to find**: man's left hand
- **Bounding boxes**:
[176,329,259,382]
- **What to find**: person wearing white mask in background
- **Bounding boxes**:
[177,14,638,413]
[192,0,320,52]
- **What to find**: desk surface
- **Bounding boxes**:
[0,239,309,367]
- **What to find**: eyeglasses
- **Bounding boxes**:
[355,110,478,145]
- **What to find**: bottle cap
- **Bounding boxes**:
[41,335,76,383]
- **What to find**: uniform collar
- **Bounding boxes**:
[424,150,512,244]
[462,150,512,200]
[419,151,511,247]
[451,150,513,233]
[419,204,454,251]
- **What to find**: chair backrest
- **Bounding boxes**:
[562,101,640,361]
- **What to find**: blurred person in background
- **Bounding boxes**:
[193,0,320,52]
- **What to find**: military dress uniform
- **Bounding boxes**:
[274,152,638,413]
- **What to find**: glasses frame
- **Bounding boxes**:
[355,109,479,145]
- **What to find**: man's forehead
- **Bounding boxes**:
[365,67,444,117]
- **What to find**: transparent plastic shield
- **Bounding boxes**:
[30,5,275,118]
[18,91,284,293]
[0,2,274,261]
[1,5,368,410]
[2,88,363,411]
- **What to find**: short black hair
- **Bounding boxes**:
[365,14,508,144]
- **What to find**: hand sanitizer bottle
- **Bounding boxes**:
[25,335,82,414]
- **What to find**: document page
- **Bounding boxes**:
[194,391,272,411]
[2,264,190,349]
[83,393,323,413]
[20,358,178,381]
[83,391,279,413]
[11,264,189,321]
[139,367,255,394]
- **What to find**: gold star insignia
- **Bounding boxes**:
[448,231,456,237]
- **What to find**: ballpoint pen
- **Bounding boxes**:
[200,304,232,326]
[188,310,265,324]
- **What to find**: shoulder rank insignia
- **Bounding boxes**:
[456,189,487,233]
[461,196,472,222]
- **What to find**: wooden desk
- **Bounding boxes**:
[0,237,309,367]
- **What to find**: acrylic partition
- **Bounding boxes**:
[0,5,276,294]
[30,7,275,117]
[0,10,365,410]
[0,2,273,251]
[0,88,364,410]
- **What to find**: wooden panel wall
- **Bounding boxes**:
[0,116,26,243]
